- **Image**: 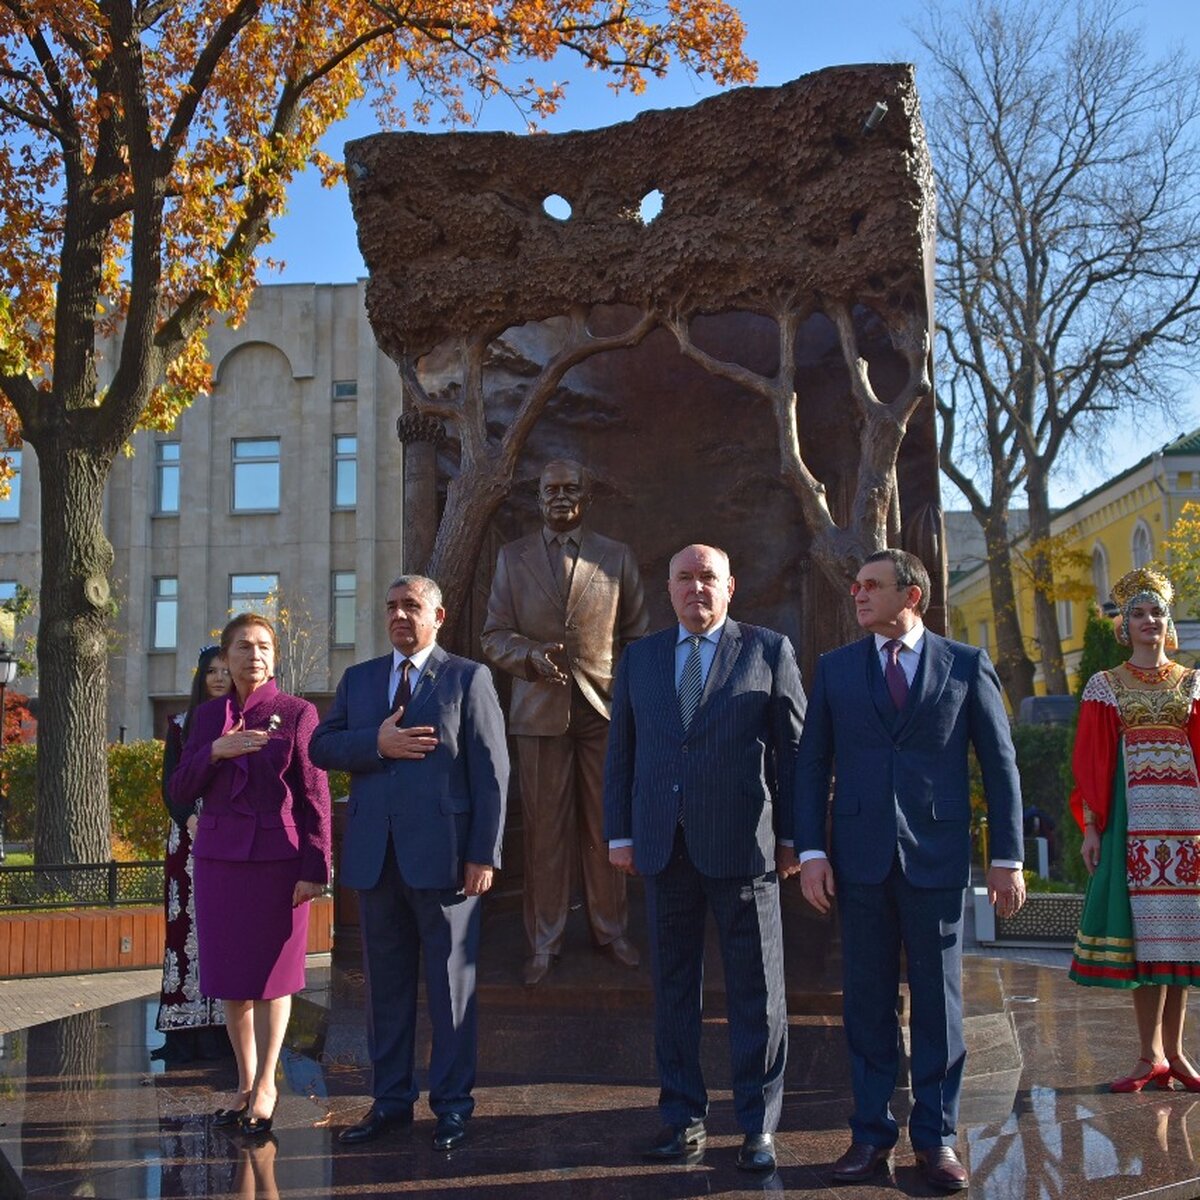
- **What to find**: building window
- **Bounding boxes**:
[155,441,180,514]
[232,439,280,512]
[0,581,17,605]
[333,436,357,509]
[332,571,356,645]
[1057,599,1074,641]
[1132,522,1153,569]
[977,621,989,652]
[332,380,357,401]
[1092,544,1109,604]
[152,577,178,649]
[230,573,278,618]
[0,449,21,521]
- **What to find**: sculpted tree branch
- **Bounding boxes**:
[668,302,930,590]
[402,307,656,647]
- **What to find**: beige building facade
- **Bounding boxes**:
[0,282,405,739]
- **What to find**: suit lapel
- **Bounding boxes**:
[893,631,952,741]
[400,645,448,725]
[688,618,742,730]
[658,628,686,734]
[565,528,601,618]
[521,534,562,607]
[373,654,394,718]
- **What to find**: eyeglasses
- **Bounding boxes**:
[849,579,906,597]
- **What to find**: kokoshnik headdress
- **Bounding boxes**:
[1111,565,1178,650]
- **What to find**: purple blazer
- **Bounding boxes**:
[171,680,331,885]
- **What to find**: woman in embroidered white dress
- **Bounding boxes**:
[1069,566,1200,1093]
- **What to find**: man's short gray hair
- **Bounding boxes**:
[386,574,443,608]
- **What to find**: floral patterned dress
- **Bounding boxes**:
[155,713,225,1037]
[1070,664,1200,988]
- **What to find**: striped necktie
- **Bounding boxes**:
[679,635,704,731]
[390,659,412,715]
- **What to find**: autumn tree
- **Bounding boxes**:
[0,0,753,866]
[922,0,1200,708]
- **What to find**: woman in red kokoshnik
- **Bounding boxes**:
[1070,566,1200,1093]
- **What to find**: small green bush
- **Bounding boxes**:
[3,742,352,860]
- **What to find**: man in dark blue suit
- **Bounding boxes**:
[604,544,805,1174]
[310,574,508,1152]
[795,549,1024,1192]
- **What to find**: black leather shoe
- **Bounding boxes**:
[432,1112,468,1151]
[643,1119,706,1161]
[338,1105,414,1145]
[831,1141,894,1183]
[737,1133,776,1173]
[915,1145,969,1192]
[212,1103,248,1127]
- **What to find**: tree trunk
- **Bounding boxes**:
[981,513,1036,711]
[1026,466,1069,694]
[425,461,511,654]
[31,441,115,865]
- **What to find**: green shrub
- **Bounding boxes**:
[110,740,171,858]
[3,742,352,860]
[1,742,37,842]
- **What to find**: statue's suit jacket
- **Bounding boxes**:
[603,619,806,878]
[481,527,648,734]
[794,630,1022,885]
[310,644,508,891]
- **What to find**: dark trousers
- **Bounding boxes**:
[838,856,965,1150]
[357,836,480,1117]
[644,828,787,1134]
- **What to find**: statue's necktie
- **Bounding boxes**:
[390,659,412,715]
[679,634,704,731]
[884,639,909,711]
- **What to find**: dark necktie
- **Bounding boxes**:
[556,533,576,597]
[884,639,909,711]
[679,635,704,731]
[390,659,412,715]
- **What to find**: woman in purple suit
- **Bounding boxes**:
[172,612,331,1137]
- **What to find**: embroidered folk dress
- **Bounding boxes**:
[1069,664,1200,988]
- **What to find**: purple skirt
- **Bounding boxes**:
[193,856,309,1000]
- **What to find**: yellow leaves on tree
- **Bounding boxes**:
[0,0,754,436]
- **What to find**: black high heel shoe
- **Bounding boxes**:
[213,1101,249,1127]
[239,1100,278,1137]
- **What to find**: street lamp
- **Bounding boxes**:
[0,641,18,863]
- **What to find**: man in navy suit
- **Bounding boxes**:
[604,544,805,1174]
[310,574,508,1152]
[795,549,1024,1192]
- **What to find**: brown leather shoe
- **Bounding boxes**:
[601,936,640,969]
[915,1145,969,1192]
[830,1141,894,1183]
[523,953,556,986]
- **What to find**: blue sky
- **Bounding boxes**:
[264,1,1197,505]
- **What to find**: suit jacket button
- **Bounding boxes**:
[672,784,680,792]
[682,746,689,754]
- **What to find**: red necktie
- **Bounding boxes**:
[884,640,909,711]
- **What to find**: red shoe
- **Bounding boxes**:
[1110,1057,1171,1093]
[1168,1057,1200,1092]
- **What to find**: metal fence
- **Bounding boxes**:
[0,861,164,910]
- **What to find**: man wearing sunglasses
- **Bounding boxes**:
[794,548,1023,1193]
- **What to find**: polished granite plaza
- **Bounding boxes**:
[4,895,1200,1199]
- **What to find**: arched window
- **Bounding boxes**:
[1132,522,1153,569]
[1092,543,1110,604]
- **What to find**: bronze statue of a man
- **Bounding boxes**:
[482,460,649,985]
